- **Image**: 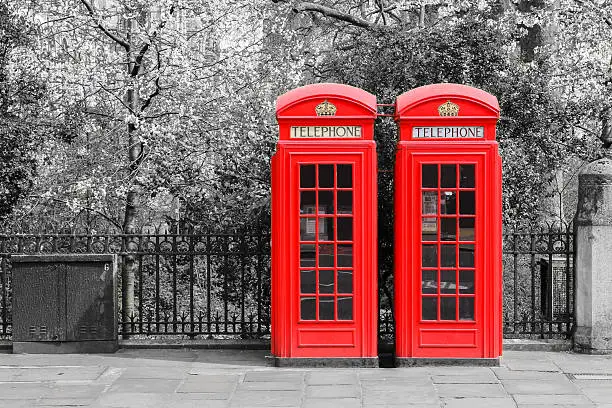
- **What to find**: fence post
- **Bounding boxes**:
[574,156,612,354]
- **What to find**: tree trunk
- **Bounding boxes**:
[122,187,138,337]
[121,19,142,338]
[121,106,142,337]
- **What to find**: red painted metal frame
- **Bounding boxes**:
[272,84,378,359]
[394,84,502,359]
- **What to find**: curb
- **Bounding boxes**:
[118,338,271,350]
[502,338,571,352]
[0,338,571,353]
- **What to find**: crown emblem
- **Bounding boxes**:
[438,100,460,117]
[315,99,337,116]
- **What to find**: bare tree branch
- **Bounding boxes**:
[79,0,130,51]
[376,0,387,25]
[45,197,123,231]
[130,5,176,77]
[140,47,163,112]
[293,2,373,29]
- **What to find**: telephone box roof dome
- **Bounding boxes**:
[395,83,499,119]
[276,83,377,117]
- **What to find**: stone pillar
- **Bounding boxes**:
[574,157,612,354]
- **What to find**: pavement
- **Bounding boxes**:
[0,349,611,407]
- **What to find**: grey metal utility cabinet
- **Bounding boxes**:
[11,254,118,353]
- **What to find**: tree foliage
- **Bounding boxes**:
[3,0,612,231]
[5,0,284,233]
[0,0,46,220]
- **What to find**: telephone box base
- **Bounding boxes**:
[273,357,378,368]
[395,357,500,367]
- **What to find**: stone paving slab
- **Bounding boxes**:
[91,392,171,407]
[229,390,302,406]
[549,353,612,375]
[118,366,189,379]
[443,397,517,408]
[431,372,500,383]
[492,366,568,380]
[0,350,611,407]
[306,384,360,398]
[0,401,38,408]
[243,371,305,382]
[306,371,359,385]
[33,397,96,406]
[177,379,237,393]
[106,378,182,393]
[237,381,303,391]
[434,382,508,398]
[362,388,439,405]
[579,387,612,404]
[303,398,361,408]
[515,405,595,408]
[513,393,595,405]
[501,378,582,394]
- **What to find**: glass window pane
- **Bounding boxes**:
[338,191,352,214]
[459,297,475,320]
[338,296,353,320]
[422,191,438,215]
[319,191,334,214]
[422,218,437,241]
[440,270,456,294]
[459,191,475,215]
[300,244,315,267]
[300,191,316,214]
[300,165,315,188]
[338,270,352,293]
[337,217,353,241]
[422,270,437,294]
[441,245,456,267]
[300,218,316,241]
[422,164,438,188]
[301,297,316,320]
[460,164,475,188]
[319,269,334,294]
[459,218,475,241]
[441,164,456,188]
[300,270,316,294]
[318,244,334,267]
[459,270,475,294]
[441,297,457,320]
[422,297,437,320]
[459,244,475,267]
[441,218,456,241]
[319,297,335,320]
[337,244,353,267]
[337,164,352,188]
[318,217,334,241]
[440,191,457,215]
[422,244,437,267]
[319,164,334,188]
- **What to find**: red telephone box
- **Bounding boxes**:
[394,84,502,365]
[271,83,378,366]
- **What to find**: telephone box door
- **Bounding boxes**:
[412,154,486,357]
[292,155,364,356]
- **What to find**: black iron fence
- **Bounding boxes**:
[502,224,574,339]
[0,224,574,341]
[0,230,271,339]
